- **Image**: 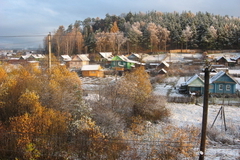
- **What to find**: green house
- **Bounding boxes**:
[179,74,204,95]
[111,55,140,70]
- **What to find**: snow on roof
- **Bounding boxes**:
[31,54,45,59]
[210,70,237,84]
[61,55,72,61]
[231,56,240,61]
[185,74,203,85]
[20,54,45,60]
[20,55,31,60]
[77,54,90,61]
[116,55,143,64]
[129,53,140,58]
[161,61,170,67]
[158,68,167,73]
[216,56,236,63]
[99,52,113,60]
[210,71,225,83]
[81,65,101,71]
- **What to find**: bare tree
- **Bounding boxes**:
[147,22,159,52]
[115,32,128,55]
[157,25,170,51]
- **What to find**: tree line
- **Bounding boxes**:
[45,11,240,56]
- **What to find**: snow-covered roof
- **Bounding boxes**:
[116,55,142,64]
[99,52,113,60]
[20,54,45,60]
[185,74,203,85]
[210,70,237,84]
[61,55,72,61]
[160,61,170,67]
[128,53,140,58]
[20,55,31,60]
[210,71,225,83]
[216,56,236,63]
[81,65,101,71]
[31,54,45,59]
[231,56,240,61]
[158,68,167,74]
[77,54,90,61]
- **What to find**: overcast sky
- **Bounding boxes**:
[0,0,239,49]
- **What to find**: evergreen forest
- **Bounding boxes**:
[46,11,240,56]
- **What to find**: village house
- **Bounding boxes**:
[157,61,170,70]
[81,64,104,77]
[179,70,238,95]
[179,74,204,95]
[111,55,143,71]
[209,70,237,94]
[231,56,240,65]
[59,55,72,68]
[127,53,141,61]
[69,54,90,70]
[215,56,236,67]
[99,52,113,61]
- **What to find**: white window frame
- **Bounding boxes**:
[226,84,231,91]
[219,84,223,90]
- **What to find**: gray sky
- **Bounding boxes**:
[0,0,239,49]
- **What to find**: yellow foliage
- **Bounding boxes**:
[18,90,40,111]
[110,21,119,33]
[130,116,146,136]
[0,67,7,82]
[119,66,152,103]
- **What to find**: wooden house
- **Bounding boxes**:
[20,54,45,61]
[69,54,90,69]
[157,61,170,70]
[99,52,113,61]
[60,55,72,67]
[215,56,235,67]
[209,71,237,94]
[179,74,204,95]
[231,56,240,65]
[158,68,167,75]
[128,53,141,61]
[98,52,113,68]
[111,55,142,71]
[81,65,104,77]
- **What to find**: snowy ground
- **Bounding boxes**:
[164,103,240,160]
[80,62,240,159]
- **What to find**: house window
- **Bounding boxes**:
[226,85,231,91]
[219,84,223,90]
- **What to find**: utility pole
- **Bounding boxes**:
[199,65,211,160]
[48,32,52,70]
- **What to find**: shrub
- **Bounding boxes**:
[133,95,171,122]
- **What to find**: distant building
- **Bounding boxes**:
[81,65,104,77]
[69,54,90,69]
[99,52,113,61]
[111,55,143,71]
[128,53,141,61]
[215,56,236,67]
